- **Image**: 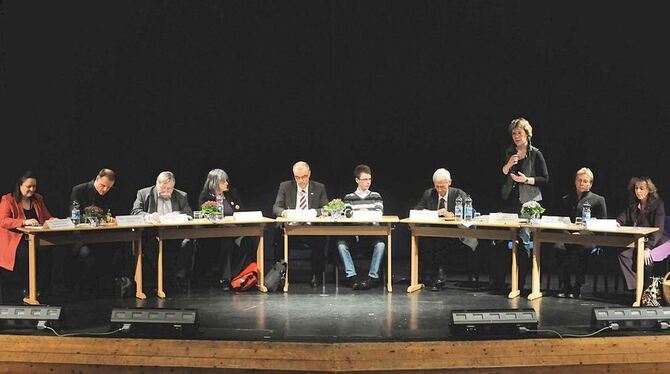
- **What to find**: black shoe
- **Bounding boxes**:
[366,277,381,289]
[310,274,322,288]
[569,284,582,299]
[353,280,370,291]
[219,279,231,292]
[342,275,357,288]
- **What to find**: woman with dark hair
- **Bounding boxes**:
[0,171,55,302]
[195,169,254,291]
[616,176,669,290]
[490,117,549,294]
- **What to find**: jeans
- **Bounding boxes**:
[337,239,385,279]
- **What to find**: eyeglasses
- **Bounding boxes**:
[357,178,372,181]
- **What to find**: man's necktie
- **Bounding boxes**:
[438,197,445,210]
[299,190,307,210]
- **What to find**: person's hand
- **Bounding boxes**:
[47,217,58,221]
[506,154,520,169]
[281,210,288,218]
[511,171,527,183]
[145,212,160,223]
[23,218,39,226]
[644,249,653,266]
[437,208,453,218]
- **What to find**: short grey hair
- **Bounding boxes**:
[292,161,310,173]
[156,171,175,185]
[432,168,451,182]
[203,168,229,195]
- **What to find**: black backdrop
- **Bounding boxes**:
[2,1,669,223]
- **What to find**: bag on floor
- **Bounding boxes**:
[641,276,662,307]
[662,272,670,305]
[231,261,258,291]
[264,260,287,292]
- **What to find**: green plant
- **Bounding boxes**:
[200,201,221,216]
[520,201,545,219]
[322,198,346,212]
[83,205,110,222]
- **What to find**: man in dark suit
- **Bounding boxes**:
[555,167,607,299]
[272,161,329,287]
[131,171,194,292]
[414,168,478,291]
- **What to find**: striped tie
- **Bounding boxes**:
[299,189,307,210]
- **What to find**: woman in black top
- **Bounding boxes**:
[490,117,549,294]
[195,169,254,291]
[616,176,669,290]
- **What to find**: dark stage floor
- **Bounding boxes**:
[1,259,657,342]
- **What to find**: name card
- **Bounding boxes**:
[233,211,264,221]
[159,214,190,224]
[409,210,439,220]
[540,216,572,225]
[586,219,618,231]
[285,209,317,221]
[116,215,147,226]
[488,212,519,222]
[352,210,383,221]
[44,219,75,229]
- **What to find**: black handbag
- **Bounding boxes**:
[264,260,287,292]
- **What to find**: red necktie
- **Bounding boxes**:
[299,190,307,210]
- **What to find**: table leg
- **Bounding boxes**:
[528,238,543,300]
[387,230,393,292]
[157,237,166,298]
[134,238,146,300]
[508,234,520,299]
[257,232,268,292]
[23,234,39,305]
[283,229,289,292]
[407,231,424,293]
[633,237,645,307]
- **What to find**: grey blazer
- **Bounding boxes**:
[272,180,328,217]
[131,186,193,216]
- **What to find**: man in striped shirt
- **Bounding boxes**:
[336,165,385,290]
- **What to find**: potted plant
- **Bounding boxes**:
[200,201,222,221]
[82,205,110,226]
[322,198,347,219]
[520,201,545,224]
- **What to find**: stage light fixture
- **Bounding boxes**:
[110,308,198,332]
[592,307,670,331]
[0,305,62,330]
[450,308,538,338]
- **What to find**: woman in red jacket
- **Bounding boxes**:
[0,171,54,302]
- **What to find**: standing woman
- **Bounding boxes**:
[616,177,669,291]
[490,118,549,294]
[196,169,255,291]
[0,171,55,302]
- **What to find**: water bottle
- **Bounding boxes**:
[216,194,225,219]
[454,196,464,219]
[581,201,591,222]
[70,200,80,225]
[464,195,473,221]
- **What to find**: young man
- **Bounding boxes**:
[336,164,385,290]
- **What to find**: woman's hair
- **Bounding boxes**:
[508,117,533,139]
[13,171,37,202]
[575,167,594,183]
[627,176,659,204]
[202,169,229,195]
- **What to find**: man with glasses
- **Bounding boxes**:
[272,161,329,287]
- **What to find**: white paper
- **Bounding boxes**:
[233,211,263,221]
[409,209,439,220]
[352,210,383,221]
[488,212,519,222]
[159,213,190,224]
[44,219,75,229]
[586,219,618,230]
[540,215,572,225]
[116,215,147,226]
[285,209,317,220]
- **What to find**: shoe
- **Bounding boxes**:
[569,284,582,299]
[468,273,479,283]
[366,277,381,289]
[434,267,447,288]
[219,279,231,292]
[342,275,357,288]
[556,282,571,298]
[310,274,322,288]
[353,280,370,291]
[430,284,441,291]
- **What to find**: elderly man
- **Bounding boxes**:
[132,171,194,292]
[272,161,328,287]
[414,168,478,291]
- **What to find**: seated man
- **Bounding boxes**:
[555,167,607,298]
[336,164,385,290]
[131,171,194,292]
[414,168,478,291]
[272,161,328,287]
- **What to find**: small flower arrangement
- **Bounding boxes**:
[322,198,346,213]
[520,201,545,220]
[83,205,111,224]
[200,201,221,216]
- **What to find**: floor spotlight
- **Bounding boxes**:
[450,309,538,338]
[592,307,670,331]
[0,305,62,330]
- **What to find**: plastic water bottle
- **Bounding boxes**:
[454,196,464,219]
[70,200,80,224]
[464,195,473,221]
[582,201,591,222]
[216,194,225,219]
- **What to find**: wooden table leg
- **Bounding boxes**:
[23,234,39,305]
[157,237,166,298]
[387,229,393,292]
[633,237,645,307]
[508,232,520,299]
[257,230,268,292]
[528,237,543,300]
[133,237,146,300]
[283,228,289,292]
[407,230,424,293]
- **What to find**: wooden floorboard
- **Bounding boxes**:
[2,334,670,372]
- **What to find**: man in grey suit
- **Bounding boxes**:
[273,161,329,287]
[131,171,194,292]
[414,168,479,291]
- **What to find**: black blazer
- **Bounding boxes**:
[70,180,121,216]
[414,187,468,212]
[501,144,549,203]
[559,190,608,221]
[272,180,328,217]
[616,198,669,250]
[198,188,244,214]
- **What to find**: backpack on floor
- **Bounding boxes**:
[231,261,258,291]
[264,260,287,292]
